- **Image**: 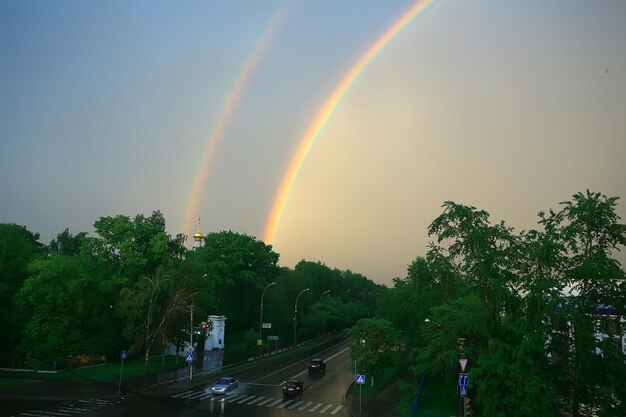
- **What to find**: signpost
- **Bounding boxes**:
[118,350,126,397]
[356,374,365,414]
[262,322,272,329]
[267,335,279,355]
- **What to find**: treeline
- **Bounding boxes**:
[0,211,383,369]
[376,190,626,417]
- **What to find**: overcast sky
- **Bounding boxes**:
[1,0,625,285]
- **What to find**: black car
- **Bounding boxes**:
[282,379,304,398]
[308,358,326,374]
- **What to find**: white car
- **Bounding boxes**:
[211,376,238,394]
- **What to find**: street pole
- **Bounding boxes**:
[118,354,125,397]
[458,337,466,417]
[293,288,310,349]
[189,303,194,382]
[259,282,276,358]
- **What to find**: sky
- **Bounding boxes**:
[1,0,625,285]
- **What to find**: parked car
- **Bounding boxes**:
[308,358,326,375]
[211,376,238,394]
[282,379,304,399]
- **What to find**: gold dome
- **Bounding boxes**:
[193,219,204,240]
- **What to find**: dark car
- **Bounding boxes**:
[282,379,304,398]
[308,358,326,375]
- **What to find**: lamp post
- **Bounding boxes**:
[293,288,310,349]
[319,289,331,302]
[259,282,276,357]
[457,337,466,417]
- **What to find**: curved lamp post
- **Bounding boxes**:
[319,289,331,302]
[293,288,310,349]
[258,282,276,356]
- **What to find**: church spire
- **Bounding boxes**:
[193,218,204,249]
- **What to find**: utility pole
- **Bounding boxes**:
[189,303,194,382]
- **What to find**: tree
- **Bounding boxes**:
[117,266,194,368]
[350,317,398,387]
[0,224,45,365]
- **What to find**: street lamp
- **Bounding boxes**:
[259,282,276,357]
[319,289,331,302]
[293,288,310,349]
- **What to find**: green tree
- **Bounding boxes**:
[350,317,398,387]
[0,224,45,365]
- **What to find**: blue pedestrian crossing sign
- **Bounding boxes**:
[185,353,193,362]
[121,350,126,360]
[460,385,468,398]
[356,374,365,385]
[458,372,468,387]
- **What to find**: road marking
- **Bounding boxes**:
[36,412,70,417]
[298,401,313,410]
[54,408,81,414]
[290,347,350,379]
[187,391,208,399]
[288,400,304,409]
[226,394,246,403]
[237,395,256,404]
[245,396,266,405]
[308,403,323,412]
[319,404,334,413]
[256,397,275,406]
[171,390,193,398]
[266,398,283,407]
[195,392,214,400]
[277,400,294,408]
[330,405,343,414]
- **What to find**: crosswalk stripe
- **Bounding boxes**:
[288,400,304,410]
[195,392,214,400]
[298,401,313,410]
[172,390,193,398]
[226,394,246,403]
[277,400,294,408]
[330,405,343,414]
[319,404,334,413]
[187,391,209,399]
[266,398,283,407]
[245,396,265,405]
[20,413,49,417]
[237,395,257,404]
[308,403,323,412]
[54,408,81,414]
[256,397,274,406]
[33,411,70,417]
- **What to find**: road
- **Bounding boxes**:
[4,337,355,417]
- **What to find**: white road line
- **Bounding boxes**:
[20,413,49,417]
[298,401,313,410]
[226,394,246,403]
[277,400,294,408]
[196,392,214,400]
[266,398,283,407]
[171,390,193,398]
[308,403,323,412]
[330,405,343,414]
[288,400,304,410]
[237,395,256,404]
[54,408,81,414]
[245,396,266,405]
[319,404,334,413]
[256,397,275,406]
[187,392,208,399]
[38,412,70,417]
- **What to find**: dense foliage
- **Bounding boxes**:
[0,212,381,369]
[378,190,626,417]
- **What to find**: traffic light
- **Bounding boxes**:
[464,398,472,416]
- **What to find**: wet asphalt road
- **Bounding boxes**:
[4,336,355,417]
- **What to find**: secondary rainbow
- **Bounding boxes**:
[263,0,437,244]
[183,2,292,235]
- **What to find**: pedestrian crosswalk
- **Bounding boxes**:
[170,390,344,414]
[13,399,112,417]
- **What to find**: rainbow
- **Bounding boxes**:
[183,2,292,236]
[263,0,437,244]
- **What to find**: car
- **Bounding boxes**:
[282,379,304,399]
[211,376,238,394]
[308,358,326,374]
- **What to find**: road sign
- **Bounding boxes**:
[458,372,469,387]
[262,322,272,329]
[460,385,467,397]
[267,335,279,341]
[257,339,263,346]
[459,358,468,372]
[185,346,194,354]
[186,353,193,362]
[356,374,366,385]
[121,350,127,360]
